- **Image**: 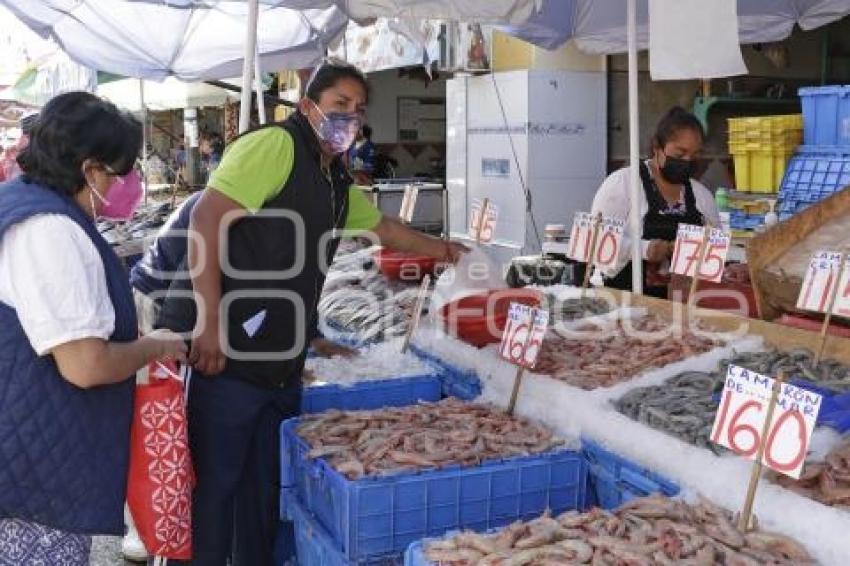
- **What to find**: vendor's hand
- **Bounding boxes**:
[311,338,357,358]
[646,239,673,264]
[189,320,226,375]
[145,329,189,363]
[440,240,470,264]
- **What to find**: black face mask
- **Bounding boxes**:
[659,152,695,184]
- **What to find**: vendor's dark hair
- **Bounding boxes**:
[651,106,705,150]
[17,91,142,197]
[305,58,369,103]
[361,124,372,139]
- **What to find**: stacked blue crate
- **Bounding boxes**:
[779,86,850,220]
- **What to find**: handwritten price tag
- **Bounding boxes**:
[711,365,822,479]
[399,186,419,223]
[567,212,595,262]
[594,217,624,268]
[797,251,843,313]
[469,199,499,243]
[832,256,850,318]
[498,303,549,369]
[670,224,730,283]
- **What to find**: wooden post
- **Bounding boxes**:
[737,370,786,532]
[814,253,845,365]
[507,365,525,415]
[582,213,603,295]
[475,198,490,244]
[401,274,431,354]
[687,225,712,309]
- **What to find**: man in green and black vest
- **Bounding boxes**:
[159,59,465,565]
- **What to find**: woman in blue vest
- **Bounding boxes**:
[0,91,187,564]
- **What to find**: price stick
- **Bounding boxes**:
[831,255,850,319]
[710,365,823,530]
[814,253,846,365]
[469,198,490,243]
[400,274,431,354]
[687,225,712,309]
[581,213,603,292]
[737,370,785,531]
[399,185,419,224]
[499,303,549,414]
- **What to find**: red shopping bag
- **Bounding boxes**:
[127,360,194,560]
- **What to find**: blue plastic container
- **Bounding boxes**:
[301,374,442,414]
[282,418,587,563]
[777,152,850,217]
[283,491,402,566]
[799,85,850,146]
[409,345,482,401]
[283,376,442,491]
[582,439,679,510]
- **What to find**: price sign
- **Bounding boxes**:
[469,199,499,243]
[796,251,843,313]
[670,224,730,282]
[594,217,624,268]
[498,303,549,369]
[567,212,595,262]
[399,186,419,223]
[832,256,850,318]
[711,365,822,479]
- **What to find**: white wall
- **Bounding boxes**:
[365,69,447,177]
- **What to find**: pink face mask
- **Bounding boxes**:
[90,169,144,221]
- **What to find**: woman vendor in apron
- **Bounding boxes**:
[591,106,721,298]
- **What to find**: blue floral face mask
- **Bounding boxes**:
[309,100,361,153]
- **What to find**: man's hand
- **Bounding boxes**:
[190,318,226,375]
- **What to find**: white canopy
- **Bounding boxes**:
[121,0,542,24]
[503,0,850,53]
[0,0,348,81]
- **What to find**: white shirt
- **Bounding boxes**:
[0,214,115,356]
[590,164,721,277]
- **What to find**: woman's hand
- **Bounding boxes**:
[311,338,357,358]
[646,239,674,263]
[144,329,188,363]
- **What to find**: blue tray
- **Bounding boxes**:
[582,439,679,510]
[409,344,482,401]
[284,376,442,490]
[283,490,402,566]
[282,418,587,563]
[301,373,441,414]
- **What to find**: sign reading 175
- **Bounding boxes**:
[670,224,731,283]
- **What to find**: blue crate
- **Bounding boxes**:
[799,85,850,147]
[301,374,442,414]
[409,344,482,401]
[283,376,442,490]
[283,491,402,566]
[778,152,850,216]
[582,439,679,510]
[282,418,587,562]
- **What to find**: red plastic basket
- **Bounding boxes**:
[374,248,437,281]
[437,288,543,347]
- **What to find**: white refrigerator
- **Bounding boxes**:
[446,69,607,263]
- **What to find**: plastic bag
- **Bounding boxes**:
[430,245,507,316]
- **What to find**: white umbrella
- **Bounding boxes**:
[0,0,347,81]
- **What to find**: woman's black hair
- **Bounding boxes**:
[17,91,142,197]
[651,106,705,150]
[305,58,369,104]
[361,124,373,139]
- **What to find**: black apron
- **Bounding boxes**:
[605,162,704,298]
